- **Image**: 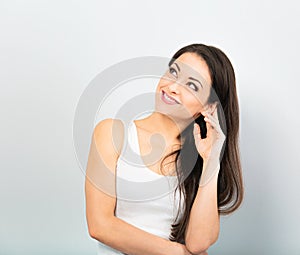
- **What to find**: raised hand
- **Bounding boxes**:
[193,102,226,162]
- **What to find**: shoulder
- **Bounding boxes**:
[93,118,125,157]
[94,118,124,135]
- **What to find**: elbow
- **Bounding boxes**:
[87,216,115,241]
[87,222,101,240]
[185,240,211,255]
[88,224,99,240]
[185,234,219,254]
[185,224,220,254]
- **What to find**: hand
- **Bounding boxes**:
[193,102,226,161]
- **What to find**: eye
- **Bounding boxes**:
[187,82,198,91]
[169,67,177,77]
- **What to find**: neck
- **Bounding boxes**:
[137,111,193,143]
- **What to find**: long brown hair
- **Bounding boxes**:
[159,43,244,244]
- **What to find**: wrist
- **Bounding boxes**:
[203,158,220,171]
[203,156,220,165]
[200,160,220,186]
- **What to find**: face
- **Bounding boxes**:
[155,52,212,122]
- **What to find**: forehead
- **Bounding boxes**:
[173,52,212,87]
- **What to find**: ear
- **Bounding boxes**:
[203,102,218,114]
[199,104,211,115]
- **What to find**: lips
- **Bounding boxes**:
[161,90,180,105]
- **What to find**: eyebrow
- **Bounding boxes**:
[173,62,204,88]
[174,63,181,72]
[188,77,203,88]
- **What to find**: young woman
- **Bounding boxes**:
[85,43,244,255]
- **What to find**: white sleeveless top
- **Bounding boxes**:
[96,120,185,254]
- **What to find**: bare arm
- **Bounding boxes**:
[185,160,220,254]
[85,119,193,255]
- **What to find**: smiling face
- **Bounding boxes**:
[155,52,212,122]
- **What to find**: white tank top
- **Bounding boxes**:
[96,119,185,254]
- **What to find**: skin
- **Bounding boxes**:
[85,52,225,255]
[134,52,214,175]
[138,52,213,142]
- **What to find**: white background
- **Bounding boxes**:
[1,0,299,254]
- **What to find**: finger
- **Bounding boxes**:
[193,123,202,139]
[202,105,217,117]
[204,114,217,126]
[204,116,216,129]
[203,111,217,125]
[204,115,223,133]
[202,106,214,116]
[212,103,220,122]
[203,110,220,129]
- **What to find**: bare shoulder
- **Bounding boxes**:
[85,118,125,198]
[93,118,125,157]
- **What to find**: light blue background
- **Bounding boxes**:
[1,0,299,254]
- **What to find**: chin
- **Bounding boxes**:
[155,105,194,123]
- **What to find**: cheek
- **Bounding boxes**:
[187,92,205,107]
[156,78,172,93]
[183,91,209,115]
[193,88,211,107]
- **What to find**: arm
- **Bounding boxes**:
[185,104,226,254]
[85,118,191,255]
[184,159,220,254]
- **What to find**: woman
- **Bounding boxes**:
[85,43,244,255]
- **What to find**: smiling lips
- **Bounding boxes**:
[161,90,180,105]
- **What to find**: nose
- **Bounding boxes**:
[168,81,181,94]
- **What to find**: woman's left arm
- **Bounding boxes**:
[185,159,220,254]
[185,102,225,254]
